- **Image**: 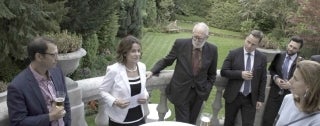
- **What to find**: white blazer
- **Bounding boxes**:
[99,62,149,123]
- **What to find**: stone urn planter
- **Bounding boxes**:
[257,48,281,63]
[57,48,87,76]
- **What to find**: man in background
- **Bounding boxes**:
[262,36,304,126]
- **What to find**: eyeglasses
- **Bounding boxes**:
[41,52,58,57]
[192,36,207,42]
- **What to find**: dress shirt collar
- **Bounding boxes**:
[29,65,52,83]
[243,47,255,56]
[285,53,297,61]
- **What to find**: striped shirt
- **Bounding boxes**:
[30,65,64,126]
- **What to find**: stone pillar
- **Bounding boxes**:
[65,77,87,126]
[0,91,9,125]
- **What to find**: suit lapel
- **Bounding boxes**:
[119,64,131,94]
[25,68,49,113]
[186,39,194,75]
[138,63,146,88]
[239,48,245,70]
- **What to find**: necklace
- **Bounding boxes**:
[126,66,137,72]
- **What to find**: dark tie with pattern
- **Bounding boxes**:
[279,56,291,95]
[243,53,251,96]
[282,56,291,80]
[192,48,201,75]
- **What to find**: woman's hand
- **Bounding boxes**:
[114,99,130,109]
[137,98,147,104]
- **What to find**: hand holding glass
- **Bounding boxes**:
[55,91,66,107]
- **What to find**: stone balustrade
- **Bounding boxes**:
[0,70,271,126]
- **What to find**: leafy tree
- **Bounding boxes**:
[155,0,175,24]
[173,0,213,17]
[97,11,119,54]
[61,0,119,36]
[117,0,144,38]
[207,1,242,31]
[289,0,320,56]
[0,0,67,61]
[142,0,157,27]
[0,0,67,81]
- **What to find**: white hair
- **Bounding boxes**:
[193,22,209,36]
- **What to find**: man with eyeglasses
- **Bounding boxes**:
[221,30,267,126]
[147,22,218,124]
[7,36,71,126]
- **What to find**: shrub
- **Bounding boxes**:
[46,30,82,53]
[0,81,9,93]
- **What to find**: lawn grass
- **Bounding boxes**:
[85,23,243,125]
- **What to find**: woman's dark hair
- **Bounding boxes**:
[116,35,141,64]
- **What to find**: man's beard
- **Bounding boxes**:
[192,40,205,48]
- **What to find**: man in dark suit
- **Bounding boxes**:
[7,37,71,126]
[146,22,218,124]
[262,36,304,126]
[221,30,267,126]
[310,55,320,63]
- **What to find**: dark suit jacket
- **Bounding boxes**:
[7,66,71,126]
[221,47,267,105]
[268,52,297,96]
[151,38,218,105]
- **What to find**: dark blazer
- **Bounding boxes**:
[7,66,71,126]
[151,38,218,105]
[221,47,267,105]
[268,52,297,96]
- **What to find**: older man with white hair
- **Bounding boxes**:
[147,22,218,124]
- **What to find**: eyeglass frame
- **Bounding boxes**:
[192,35,208,42]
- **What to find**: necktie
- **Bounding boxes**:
[282,56,291,80]
[192,48,201,75]
[243,53,251,96]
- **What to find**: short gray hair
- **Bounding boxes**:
[250,30,264,43]
[193,22,209,36]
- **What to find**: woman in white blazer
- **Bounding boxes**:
[99,35,149,126]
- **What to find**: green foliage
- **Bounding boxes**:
[173,0,213,17]
[97,11,119,54]
[207,2,242,31]
[118,0,144,38]
[175,15,206,22]
[142,0,157,27]
[289,0,320,57]
[0,81,9,93]
[0,57,21,82]
[240,19,257,34]
[155,0,175,24]
[81,33,99,69]
[61,0,119,35]
[0,0,15,19]
[46,30,82,53]
[0,0,67,62]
